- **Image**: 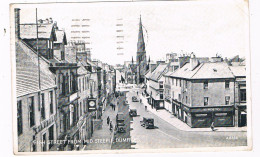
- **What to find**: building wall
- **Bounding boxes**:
[191,79,235,107]
[17,87,57,152]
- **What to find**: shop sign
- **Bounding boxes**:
[88,98,97,112]
[191,107,233,113]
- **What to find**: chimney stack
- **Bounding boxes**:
[190,53,199,70]
[14,8,21,40]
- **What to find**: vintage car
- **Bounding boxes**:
[116,112,126,133]
[132,96,139,102]
[129,109,137,117]
[140,117,154,129]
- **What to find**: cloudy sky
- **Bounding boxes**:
[14,0,249,65]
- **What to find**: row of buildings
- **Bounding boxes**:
[15,8,116,152]
[144,53,246,128]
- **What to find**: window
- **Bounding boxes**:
[172,79,174,85]
[240,89,246,102]
[178,94,181,102]
[62,75,66,95]
[225,80,230,89]
[61,51,65,60]
[41,93,45,120]
[180,80,182,87]
[186,96,188,104]
[159,81,163,89]
[204,97,209,106]
[176,79,178,86]
[185,80,188,88]
[225,96,230,105]
[78,78,81,92]
[80,102,82,117]
[28,96,35,127]
[172,91,174,99]
[204,81,208,89]
[49,91,53,114]
[160,91,164,100]
[17,100,23,136]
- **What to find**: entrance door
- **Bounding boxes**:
[240,112,247,127]
[42,133,47,151]
[48,125,54,149]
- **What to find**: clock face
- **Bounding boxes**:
[89,101,95,107]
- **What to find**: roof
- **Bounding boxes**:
[16,41,56,98]
[129,64,137,73]
[170,62,234,79]
[20,23,56,40]
[229,66,246,77]
[54,30,67,44]
[148,63,168,81]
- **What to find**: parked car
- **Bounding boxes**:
[132,96,139,102]
[140,117,154,129]
[116,112,126,133]
[129,109,137,117]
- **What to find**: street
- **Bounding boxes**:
[127,89,247,149]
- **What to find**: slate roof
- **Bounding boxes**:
[20,23,56,40]
[16,41,56,98]
[54,30,67,44]
[170,62,234,79]
[148,63,168,81]
[229,66,246,77]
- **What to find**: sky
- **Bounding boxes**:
[14,0,249,65]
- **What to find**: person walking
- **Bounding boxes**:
[210,122,215,131]
[107,116,110,125]
[110,121,113,132]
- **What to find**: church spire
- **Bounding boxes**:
[137,15,145,52]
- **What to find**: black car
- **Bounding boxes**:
[140,117,154,129]
[116,112,126,133]
[129,109,137,117]
[132,96,139,102]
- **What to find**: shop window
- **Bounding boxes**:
[225,80,230,89]
[195,114,208,117]
[31,135,36,152]
[17,100,23,136]
[42,133,47,151]
[204,81,208,89]
[28,96,35,127]
[225,96,230,105]
[204,97,209,106]
[215,113,228,116]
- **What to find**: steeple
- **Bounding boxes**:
[137,15,145,52]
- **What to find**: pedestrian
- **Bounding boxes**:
[107,116,110,125]
[137,91,138,95]
[110,121,113,131]
[145,105,147,111]
[113,104,116,111]
[210,122,215,131]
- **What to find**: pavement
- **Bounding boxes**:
[84,96,118,150]
[138,91,247,132]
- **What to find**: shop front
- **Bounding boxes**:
[182,105,234,128]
